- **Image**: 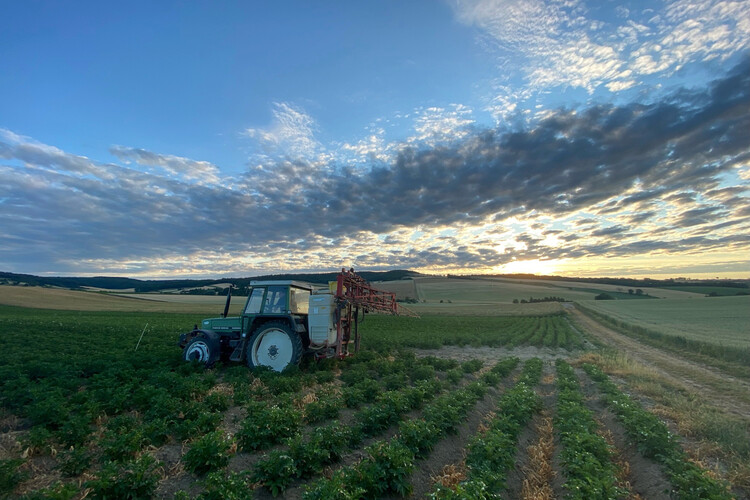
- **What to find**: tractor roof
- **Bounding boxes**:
[248,280,319,290]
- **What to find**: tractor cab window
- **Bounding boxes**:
[289,287,310,314]
[244,287,265,314]
[264,286,288,314]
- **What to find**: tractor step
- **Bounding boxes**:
[229,340,246,362]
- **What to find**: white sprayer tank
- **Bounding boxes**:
[308,293,336,346]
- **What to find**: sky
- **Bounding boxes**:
[1,0,749,279]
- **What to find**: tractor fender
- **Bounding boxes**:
[195,329,220,341]
[247,317,295,336]
[180,329,220,347]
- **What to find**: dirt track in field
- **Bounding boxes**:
[568,305,750,419]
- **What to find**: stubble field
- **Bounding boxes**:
[0,278,748,499]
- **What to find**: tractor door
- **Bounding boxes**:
[242,286,265,332]
[229,286,266,362]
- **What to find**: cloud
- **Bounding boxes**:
[591,225,631,237]
[244,102,321,159]
[339,130,390,163]
[574,218,598,226]
[110,146,221,184]
[409,105,475,145]
[627,210,658,224]
[1,59,749,275]
[673,205,727,227]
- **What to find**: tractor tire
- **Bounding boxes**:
[183,335,219,367]
[246,321,303,372]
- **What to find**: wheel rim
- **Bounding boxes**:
[251,328,294,372]
[185,340,211,363]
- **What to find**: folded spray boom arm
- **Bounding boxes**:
[334,268,399,315]
[324,268,403,360]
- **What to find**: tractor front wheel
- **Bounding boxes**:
[183,335,219,367]
[246,321,302,372]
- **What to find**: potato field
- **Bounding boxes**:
[0,281,748,499]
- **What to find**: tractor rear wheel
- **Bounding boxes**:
[183,335,219,367]
[246,321,302,372]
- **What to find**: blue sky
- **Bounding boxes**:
[1,0,749,278]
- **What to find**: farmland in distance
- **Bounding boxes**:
[0,285,248,315]
[0,277,748,499]
[578,295,750,349]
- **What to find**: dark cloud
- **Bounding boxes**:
[574,218,598,226]
[621,188,669,206]
[1,58,749,274]
[737,205,750,218]
[664,192,697,205]
[673,205,727,228]
[689,218,749,235]
[627,210,657,224]
[559,234,580,242]
[705,186,749,200]
[590,225,631,237]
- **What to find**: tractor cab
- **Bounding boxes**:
[243,281,313,317]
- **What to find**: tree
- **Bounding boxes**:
[628,289,634,295]
[635,289,644,296]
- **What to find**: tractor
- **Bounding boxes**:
[178,269,402,371]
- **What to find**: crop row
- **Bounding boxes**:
[555,360,624,499]
[360,314,584,350]
[299,358,522,499]
[430,358,543,498]
[582,363,732,499]
[509,316,582,349]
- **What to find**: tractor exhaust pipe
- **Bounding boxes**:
[222,286,232,318]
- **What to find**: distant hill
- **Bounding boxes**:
[0,269,423,293]
[473,273,749,290]
[2,269,745,294]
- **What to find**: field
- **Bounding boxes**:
[0,286,247,315]
[0,280,748,499]
[509,278,708,299]
[359,315,585,350]
[413,277,597,303]
[659,286,750,297]
[579,296,750,349]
